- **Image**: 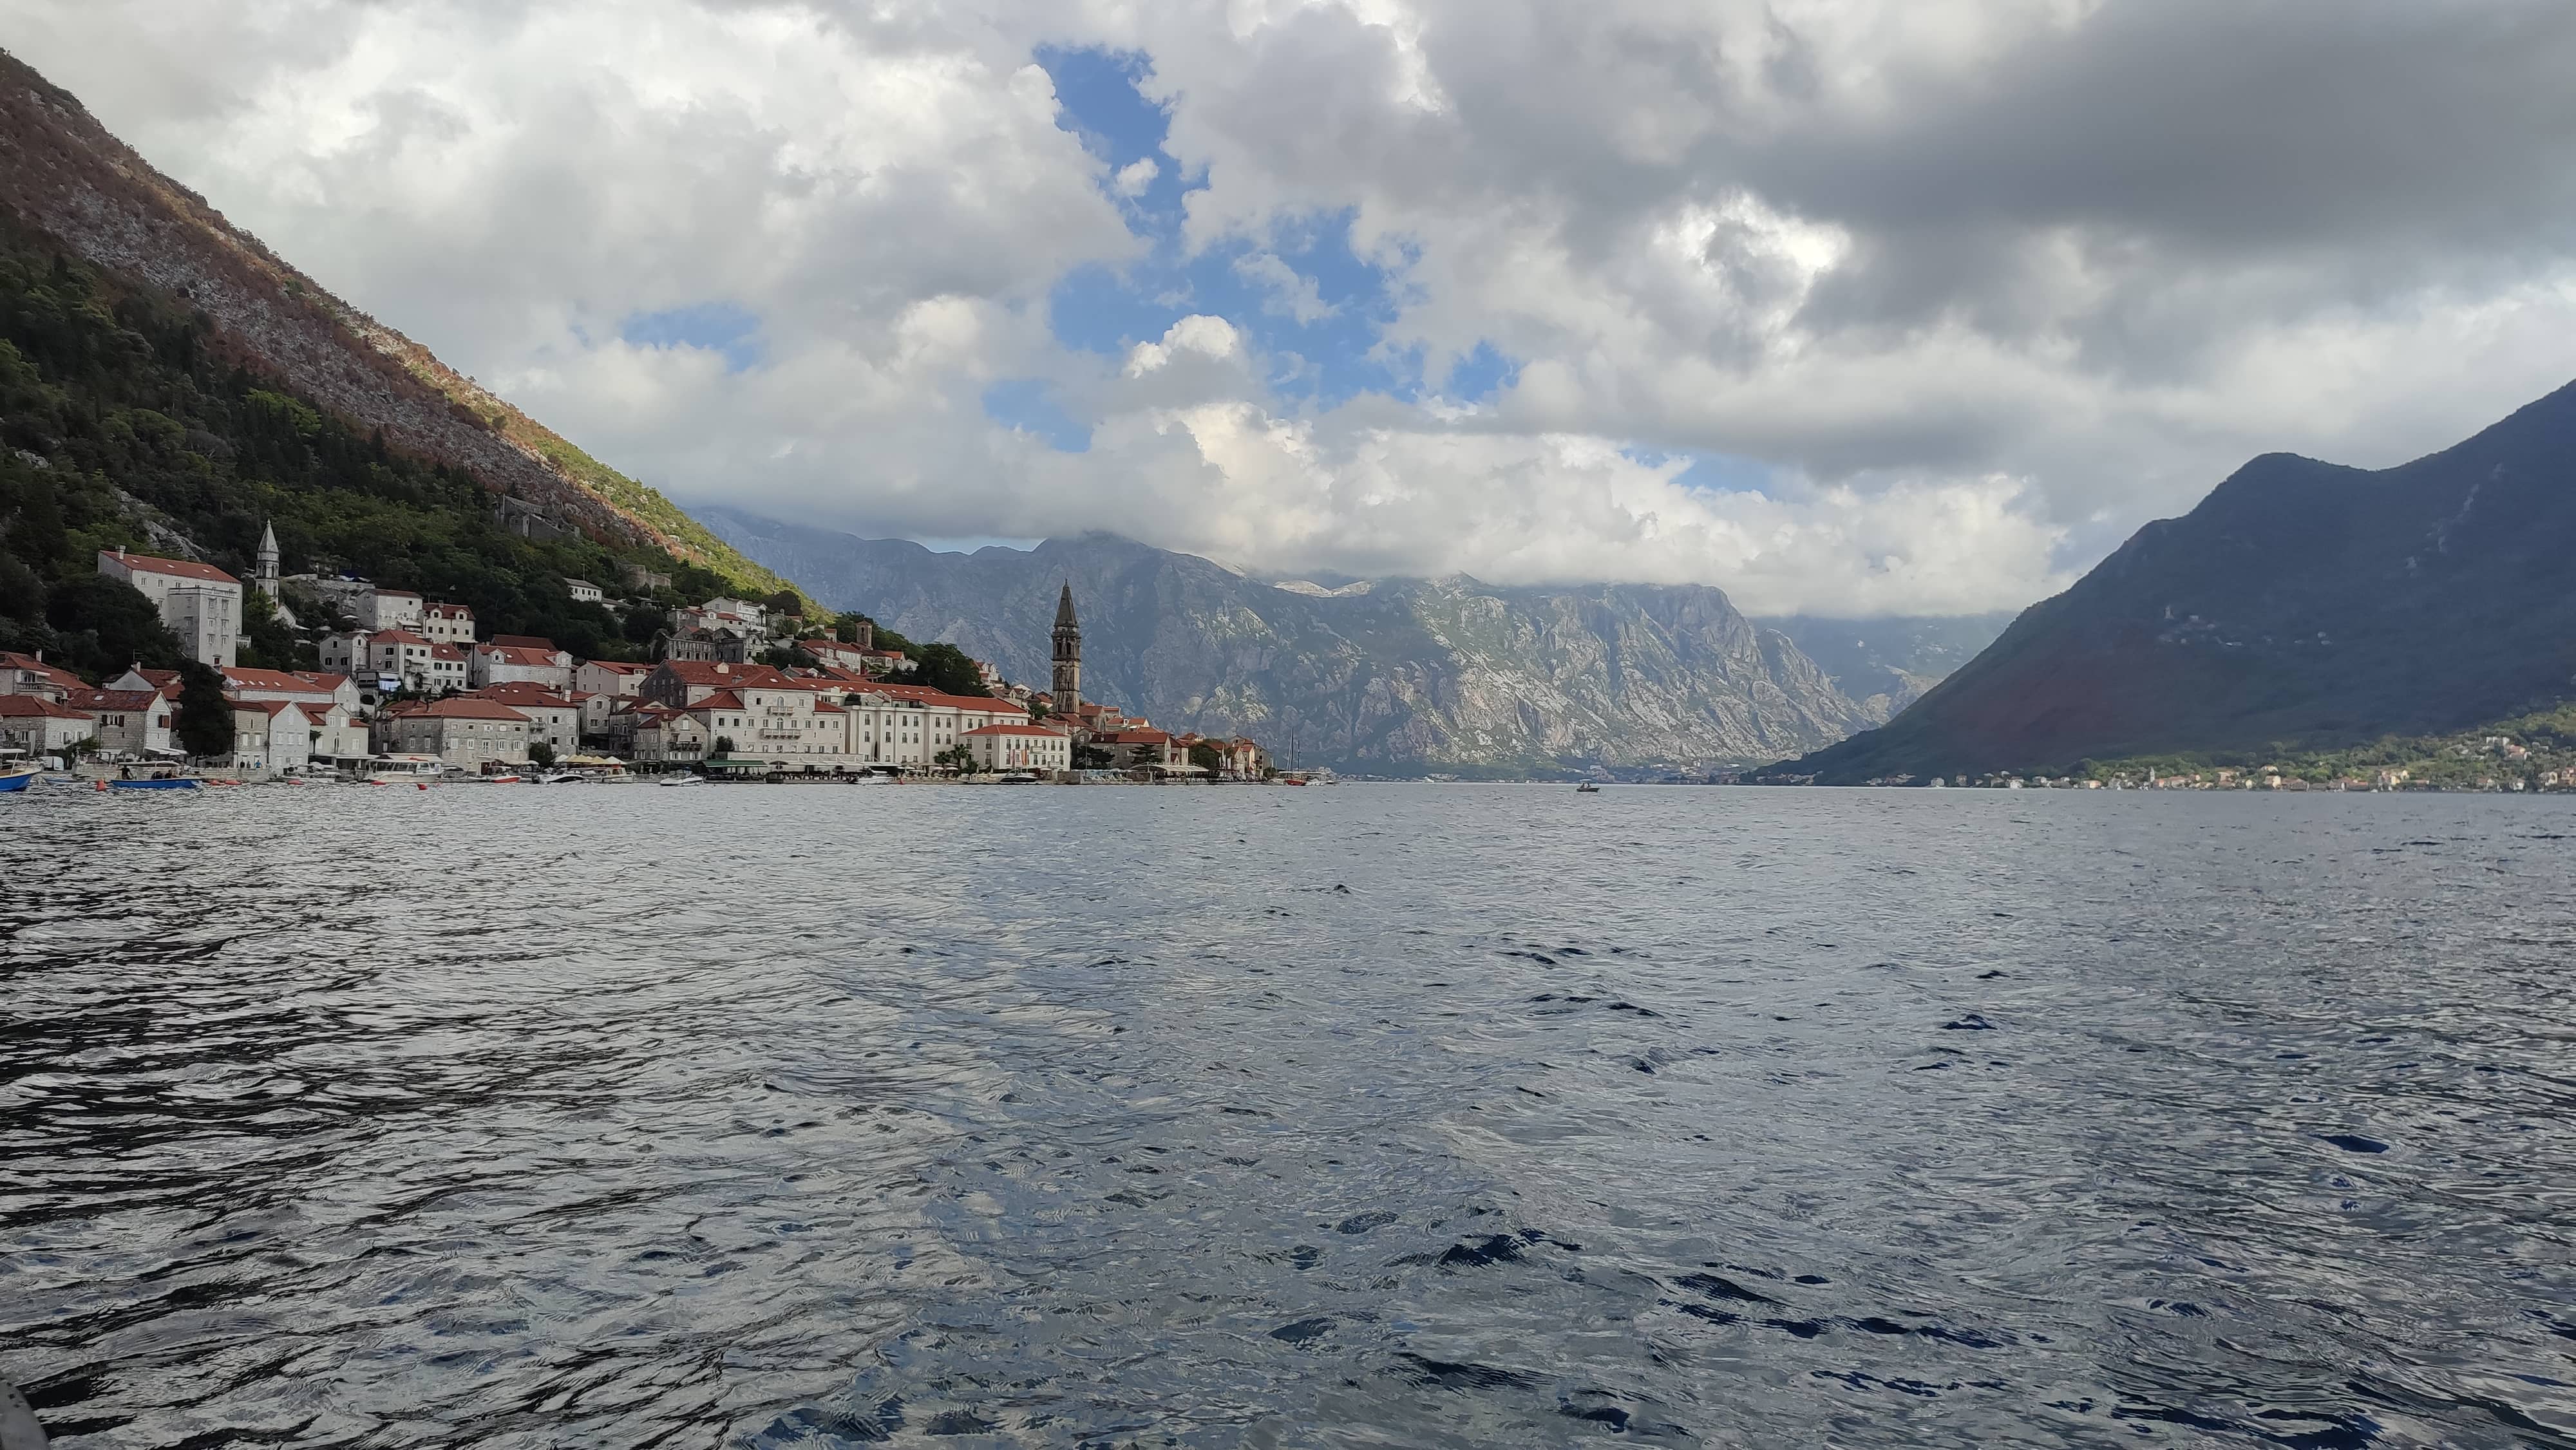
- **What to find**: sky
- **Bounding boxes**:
[6,1,2575,616]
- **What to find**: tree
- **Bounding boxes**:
[173,661,233,759]
[912,641,989,697]
[238,588,309,671]
[1074,742,1115,770]
[712,735,737,757]
[757,641,818,670]
[766,588,802,619]
[44,573,182,681]
[933,743,978,775]
[833,612,866,645]
[528,741,556,768]
[1189,740,1224,775]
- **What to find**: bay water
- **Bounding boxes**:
[2,785,2570,1447]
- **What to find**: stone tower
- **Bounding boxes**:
[1051,582,1081,713]
[255,520,279,592]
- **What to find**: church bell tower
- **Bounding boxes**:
[1051,582,1082,713]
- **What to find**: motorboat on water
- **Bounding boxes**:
[0,765,39,793]
[1575,782,1602,793]
[109,775,199,791]
[658,774,706,787]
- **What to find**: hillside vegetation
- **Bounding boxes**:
[0,218,747,679]
[0,45,803,616]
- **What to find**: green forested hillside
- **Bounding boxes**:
[0,219,744,681]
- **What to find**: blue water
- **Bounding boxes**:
[2,785,2570,1447]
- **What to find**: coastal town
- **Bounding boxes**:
[0,528,1275,786]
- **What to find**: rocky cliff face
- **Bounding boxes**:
[701,509,1884,775]
[0,47,796,600]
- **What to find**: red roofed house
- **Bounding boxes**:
[340,628,469,695]
[467,683,589,756]
[840,687,1027,769]
[216,668,368,758]
[683,679,857,772]
[960,721,1072,773]
[573,659,652,737]
[66,686,176,757]
[374,697,533,767]
[469,639,574,690]
[421,601,476,645]
[228,699,315,773]
[97,548,242,666]
[639,659,793,708]
[0,692,100,758]
[1097,728,1179,771]
[618,706,710,767]
[0,650,83,702]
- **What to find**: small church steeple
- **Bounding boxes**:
[255,520,279,590]
[1050,582,1081,713]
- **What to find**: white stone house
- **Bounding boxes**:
[564,578,604,604]
[375,697,533,767]
[421,602,475,645]
[620,706,710,767]
[961,722,1072,773]
[97,549,242,667]
[68,687,175,757]
[1,650,82,701]
[469,640,574,690]
[228,699,314,773]
[466,684,586,757]
[1,693,103,758]
[219,668,370,758]
[573,659,652,737]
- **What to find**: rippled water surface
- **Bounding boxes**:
[3,785,2573,1448]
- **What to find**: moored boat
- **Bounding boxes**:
[0,765,37,793]
[109,775,199,791]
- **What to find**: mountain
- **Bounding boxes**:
[1779,380,2576,782]
[699,507,1884,776]
[0,46,795,603]
[1756,613,2013,719]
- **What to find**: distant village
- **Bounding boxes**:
[0,525,1276,784]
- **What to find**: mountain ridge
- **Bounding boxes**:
[697,505,1973,775]
[1776,378,2576,782]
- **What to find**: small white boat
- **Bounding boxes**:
[658,774,706,787]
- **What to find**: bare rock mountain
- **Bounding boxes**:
[701,508,1885,776]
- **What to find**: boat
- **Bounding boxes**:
[658,774,706,787]
[1575,782,1601,793]
[0,766,37,793]
[109,775,200,791]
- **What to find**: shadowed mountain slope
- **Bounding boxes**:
[1780,380,2576,782]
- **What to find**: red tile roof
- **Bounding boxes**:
[489,635,560,652]
[963,723,1068,737]
[104,551,239,585]
[469,683,587,708]
[222,666,343,695]
[656,661,791,688]
[694,690,746,711]
[430,643,467,661]
[370,628,430,646]
[402,699,533,722]
[0,694,92,719]
[478,644,565,667]
[0,651,86,690]
[64,689,162,711]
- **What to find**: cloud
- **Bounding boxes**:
[1112,155,1159,196]
[6,0,2575,616]
[1231,251,1337,325]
